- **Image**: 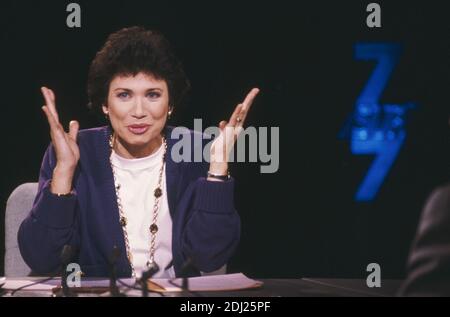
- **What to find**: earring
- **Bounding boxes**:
[104,112,109,120]
[168,109,173,119]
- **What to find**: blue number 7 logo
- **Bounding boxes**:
[340,43,415,201]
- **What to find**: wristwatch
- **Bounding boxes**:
[49,181,75,197]
[207,171,231,181]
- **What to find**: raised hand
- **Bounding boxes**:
[209,88,260,177]
[41,87,80,194]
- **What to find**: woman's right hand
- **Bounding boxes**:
[41,87,80,194]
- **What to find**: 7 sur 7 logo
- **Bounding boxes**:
[341,43,415,201]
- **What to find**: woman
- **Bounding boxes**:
[18,26,259,278]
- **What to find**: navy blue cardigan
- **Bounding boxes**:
[18,125,240,277]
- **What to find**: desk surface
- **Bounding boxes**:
[1,277,402,297]
[180,278,401,297]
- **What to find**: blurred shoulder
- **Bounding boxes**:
[418,182,450,233]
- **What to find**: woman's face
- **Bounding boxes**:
[103,72,171,158]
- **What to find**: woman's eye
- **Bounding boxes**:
[117,92,130,99]
[147,92,161,99]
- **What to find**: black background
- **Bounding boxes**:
[0,0,449,278]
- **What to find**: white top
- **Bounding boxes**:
[110,144,174,279]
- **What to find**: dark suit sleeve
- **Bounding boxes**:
[180,177,240,273]
[17,144,80,275]
[400,184,450,296]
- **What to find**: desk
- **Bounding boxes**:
[1,277,402,297]
[177,278,401,297]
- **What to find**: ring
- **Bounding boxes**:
[237,117,242,123]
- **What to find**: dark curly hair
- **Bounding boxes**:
[87,26,190,118]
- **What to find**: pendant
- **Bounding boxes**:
[150,223,158,234]
[146,259,158,270]
[120,216,127,227]
[154,187,162,198]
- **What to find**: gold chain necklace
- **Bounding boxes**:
[109,133,167,277]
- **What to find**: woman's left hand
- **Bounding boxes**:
[208,88,260,178]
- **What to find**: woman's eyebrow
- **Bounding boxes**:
[113,87,163,92]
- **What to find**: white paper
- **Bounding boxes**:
[1,277,136,291]
[1,274,262,294]
[2,279,56,291]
